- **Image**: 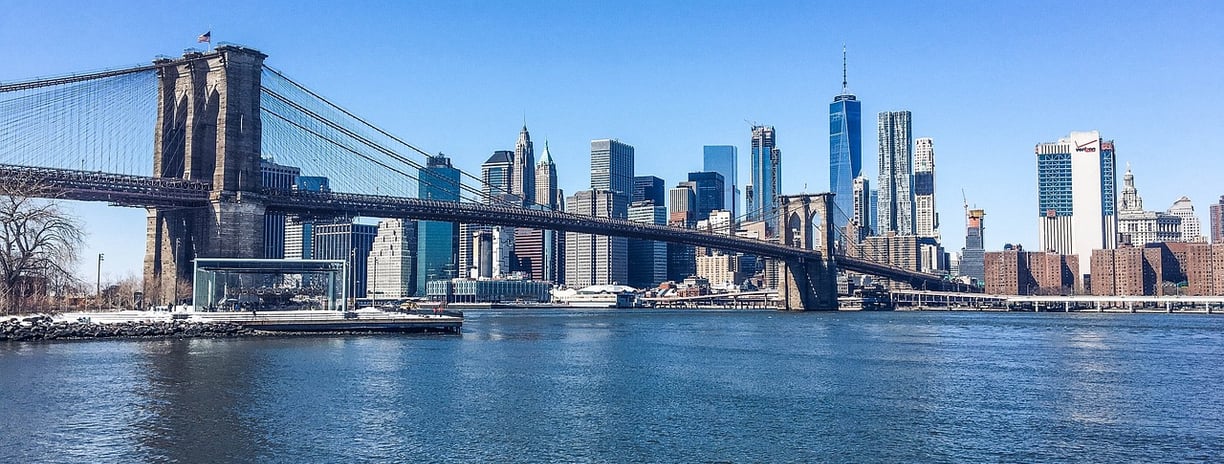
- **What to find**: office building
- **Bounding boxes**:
[260,159,300,259]
[829,47,862,232]
[512,125,535,205]
[688,171,726,222]
[851,176,872,241]
[590,139,634,210]
[703,145,739,219]
[960,208,986,283]
[1117,166,1181,246]
[535,141,560,210]
[627,201,668,289]
[1168,196,1206,242]
[284,176,330,260]
[368,219,417,299]
[668,183,697,281]
[747,125,781,227]
[1036,130,1117,278]
[416,154,461,295]
[913,137,938,239]
[877,111,913,235]
[314,222,377,298]
[633,175,666,205]
[565,189,628,288]
[1211,197,1224,244]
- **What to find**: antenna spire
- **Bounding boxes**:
[841,44,848,93]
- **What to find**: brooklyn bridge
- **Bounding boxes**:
[0,45,973,310]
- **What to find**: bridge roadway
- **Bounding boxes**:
[0,164,957,290]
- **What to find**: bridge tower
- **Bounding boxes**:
[144,46,268,305]
[777,193,839,310]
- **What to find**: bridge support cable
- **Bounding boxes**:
[260,68,518,207]
[1,69,157,177]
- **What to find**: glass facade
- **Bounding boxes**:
[829,96,861,229]
[748,126,780,226]
[702,145,738,219]
[687,171,725,221]
[416,154,460,295]
[632,176,666,205]
[1037,152,1073,216]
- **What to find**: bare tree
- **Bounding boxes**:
[0,175,85,314]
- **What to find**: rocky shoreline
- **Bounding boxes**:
[1,315,257,342]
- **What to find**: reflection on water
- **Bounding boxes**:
[2,311,1223,462]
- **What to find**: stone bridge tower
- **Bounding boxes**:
[144,46,267,305]
[777,193,839,310]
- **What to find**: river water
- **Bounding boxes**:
[1,309,1222,462]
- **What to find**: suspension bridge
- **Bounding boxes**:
[0,45,972,310]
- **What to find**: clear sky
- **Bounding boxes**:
[3,0,1223,283]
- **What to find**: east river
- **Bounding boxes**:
[1,309,1222,462]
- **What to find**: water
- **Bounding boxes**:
[1,310,1222,463]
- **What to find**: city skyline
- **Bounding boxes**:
[3,1,1222,282]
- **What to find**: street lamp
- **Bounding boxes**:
[96,253,104,311]
[173,238,181,310]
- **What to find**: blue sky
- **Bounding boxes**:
[3,0,1223,282]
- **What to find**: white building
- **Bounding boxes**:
[1168,196,1207,242]
[565,189,628,288]
[1035,130,1117,278]
[1116,165,1180,246]
[367,219,416,299]
[912,137,939,240]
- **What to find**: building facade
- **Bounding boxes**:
[912,137,938,239]
[1035,130,1117,278]
[627,201,668,289]
[877,111,914,235]
[565,189,628,288]
[703,145,739,219]
[829,49,862,233]
[1211,196,1224,244]
[960,208,986,283]
[748,125,781,227]
[590,139,634,211]
[1116,166,1181,246]
[1168,196,1206,242]
[512,125,535,205]
[368,219,417,299]
[687,171,726,222]
[314,222,378,299]
[260,159,300,259]
[850,176,872,241]
[416,154,460,295]
[632,175,666,205]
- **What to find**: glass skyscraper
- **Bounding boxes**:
[829,49,861,231]
[702,145,738,219]
[1035,130,1117,279]
[877,110,913,235]
[748,126,781,228]
[687,171,726,222]
[416,153,460,295]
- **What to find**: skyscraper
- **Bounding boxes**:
[565,190,628,288]
[512,125,535,205]
[535,141,559,210]
[627,200,668,289]
[851,176,872,240]
[482,150,514,201]
[703,145,738,219]
[632,175,666,205]
[368,219,417,299]
[877,111,914,235]
[687,171,726,222]
[668,183,697,281]
[1211,196,1224,244]
[829,46,862,231]
[961,208,985,283]
[1035,130,1117,278]
[1168,196,1206,242]
[748,125,781,227]
[417,153,461,295]
[260,159,300,259]
[913,137,938,239]
[314,222,378,299]
[590,139,635,211]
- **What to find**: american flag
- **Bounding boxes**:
[197,31,211,43]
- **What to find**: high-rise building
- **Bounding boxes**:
[1168,196,1206,242]
[913,137,938,239]
[314,222,377,298]
[565,189,628,288]
[851,176,872,240]
[590,139,635,211]
[628,201,668,289]
[535,141,559,210]
[877,111,913,235]
[869,188,879,234]
[260,159,300,259]
[512,125,535,205]
[748,126,781,227]
[961,208,986,283]
[668,183,698,281]
[417,153,460,295]
[368,219,417,299]
[1117,166,1181,246]
[829,47,862,232]
[703,145,739,219]
[1035,131,1117,278]
[687,171,726,222]
[482,150,514,200]
[284,176,329,260]
[632,175,666,205]
[1211,196,1224,244]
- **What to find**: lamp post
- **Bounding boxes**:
[173,238,181,309]
[96,253,104,311]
